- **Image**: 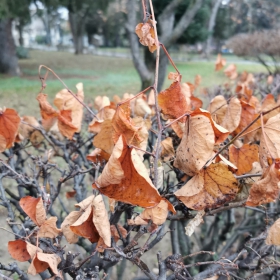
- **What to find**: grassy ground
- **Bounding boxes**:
[0,50,266,116]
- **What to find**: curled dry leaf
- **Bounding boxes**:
[19,196,46,226]
[259,113,280,168]
[94,96,110,111]
[185,210,205,237]
[112,103,143,147]
[86,148,110,163]
[246,163,280,206]
[93,135,175,213]
[37,216,61,238]
[93,119,115,155]
[18,116,39,140]
[220,97,242,133]
[8,240,39,262]
[54,83,84,131]
[261,94,279,123]
[36,93,57,131]
[168,72,181,82]
[158,81,189,120]
[135,21,157,53]
[134,96,152,117]
[215,53,226,71]
[175,163,238,210]
[161,137,175,162]
[140,200,169,225]
[174,114,215,176]
[28,252,61,276]
[57,110,79,140]
[229,143,259,175]
[224,64,238,80]
[208,95,227,124]
[0,108,21,151]
[266,218,280,245]
[190,96,203,110]
[61,211,81,244]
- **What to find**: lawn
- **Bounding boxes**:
[0,50,266,116]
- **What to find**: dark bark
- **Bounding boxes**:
[0,18,19,75]
[69,11,85,55]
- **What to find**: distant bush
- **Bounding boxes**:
[16,46,29,59]
[35,35,47,45]
[227,29,280,74]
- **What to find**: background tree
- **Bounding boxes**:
[0,0,32,75]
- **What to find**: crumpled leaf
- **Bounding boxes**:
[229,143,259,175]
[112,103,144,147]
[93,119,115,155]
[37,216,61,238]
[224,64,238,80]
[175,163,238,210]
[0,108,21,151]
[57,110,79,140]
[67,195,111,246]
[208,95,227,124]
[19,196,61,238]
[135,21,157,53]
[94,96,110,111]
[18,116,40,141]
[93,136,175,213]
[161,137,175,162]
[19,196,46,226]
[259,113,280,168]
[185,210,205,236]
[266,218,280,245]
[215,53,226,71]
[246,163,280,206]
[174,114,215,176]
[220,97,242,133]
[261,94,279,123]
[86,148,110,163]
[28,252,61,276]
[8,240,39,262]
[139,200,169,225]
[36,93,57,131]
[61,211,81,244]
[158,81,189,120]
[54,83,84,131]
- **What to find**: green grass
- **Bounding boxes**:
[0,50,266,116]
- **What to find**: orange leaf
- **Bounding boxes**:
[190,96,203,110]
[158,81,189,120]
[54,83,84,131]
[66,190,76,199]
[93,119,115,155]
[259,113,280,168]
[57,110,79,140]
[175,163,238,210]
[174,114,215,176]
[37,216,61,238]
[87,148,110,163]
[93,136,175,213]
[246,163,280,206]
[261,94,279,123]
[8,240,31,262]
[266,218,280,245]
[28,252,61,276]
[229,144,259,175]
[135,21,157,53]
[36,93,57,131]
[215,54,226,71]
[112,103,143,147]
[224,64,238,79]
[19,196,46,226]
[0,108,21,151]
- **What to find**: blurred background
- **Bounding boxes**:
[1,0,280,115]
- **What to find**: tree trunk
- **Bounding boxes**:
[205,0,222,58]
[69,11,84,54]
[127,0,203,91]
[17,20,24,46]
[0,19,19,75]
